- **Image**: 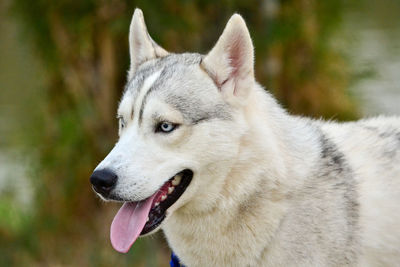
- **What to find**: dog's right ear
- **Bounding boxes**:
[128,8,168,79]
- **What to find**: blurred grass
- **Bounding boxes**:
[0,0,364,266]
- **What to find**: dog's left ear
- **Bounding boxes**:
[128,8,169,79]
[202,14,254,104]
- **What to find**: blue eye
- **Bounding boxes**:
[156,122,177,133]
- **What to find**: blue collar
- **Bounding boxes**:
[170,251,186,267]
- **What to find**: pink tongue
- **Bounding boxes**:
[110,194,157,253]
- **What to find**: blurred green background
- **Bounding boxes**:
[0,0,399,266]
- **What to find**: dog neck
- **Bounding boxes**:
[163,84,322,266]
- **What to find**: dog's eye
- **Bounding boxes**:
[118,116,126,129]
[156,121,177,133]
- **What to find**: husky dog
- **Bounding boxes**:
[90,8,400,266]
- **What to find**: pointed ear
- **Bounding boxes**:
[128,8,168,78]
[202,14,254,103]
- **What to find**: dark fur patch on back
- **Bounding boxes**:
[318,132,359,263]
[361,125,400,158]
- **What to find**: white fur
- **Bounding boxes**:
[94,9,400,266]
[128,9,168,79]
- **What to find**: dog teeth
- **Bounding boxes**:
[172,174,182,186]
[168,186,174,194]
[146,217,149,222]
[155,202,160,207]
[161,195,167,201]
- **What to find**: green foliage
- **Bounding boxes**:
[3,0,358,265]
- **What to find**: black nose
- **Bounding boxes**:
[90,169,118,197]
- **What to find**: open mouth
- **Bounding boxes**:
[110,169,193,253]
[141,169,193,235]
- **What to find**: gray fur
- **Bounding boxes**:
[163,93,232,124]
[125,53,233,125]
[360,124,400,159]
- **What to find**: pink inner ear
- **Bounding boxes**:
[229,33,245,78]
[227,32,246,95]
[203,18,253,95]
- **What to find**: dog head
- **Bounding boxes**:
[90,8,255,253]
